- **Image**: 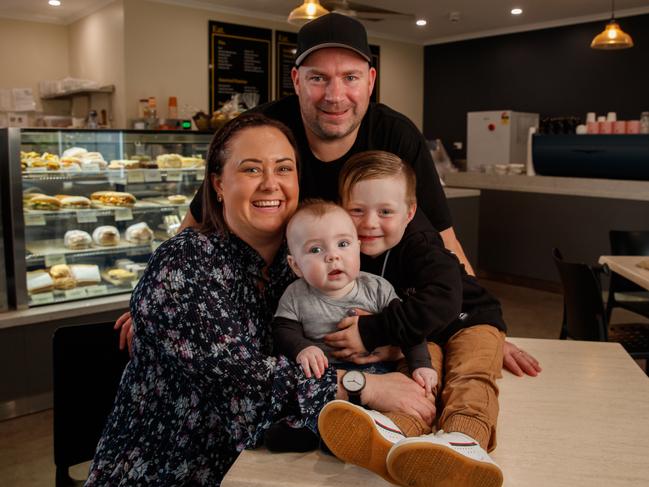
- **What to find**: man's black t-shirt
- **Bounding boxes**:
[189,95,452,232]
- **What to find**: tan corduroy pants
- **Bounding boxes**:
[394,325,504,452]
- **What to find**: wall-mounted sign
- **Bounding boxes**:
[208,21,272,113]
[370,44,380,103]
[275,30,298,100]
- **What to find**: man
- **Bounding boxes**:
[180,13,540,376]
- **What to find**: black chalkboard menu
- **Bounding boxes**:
[370,44,380,103]
[208,21,272,113]
[275,30,298,100]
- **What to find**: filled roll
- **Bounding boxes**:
[64,230,92,250]
[125,222,154,244]
[90,191,136,208]
[27,271,54,294]
[69,264,101,285]
[49,264,76,290]
[26,195,61,211]
[57,196,91,209]
[92,225,120,246]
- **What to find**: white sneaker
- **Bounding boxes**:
[386,430,503,487]
[318,400,405,483]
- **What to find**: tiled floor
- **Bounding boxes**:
[0,280,646,487]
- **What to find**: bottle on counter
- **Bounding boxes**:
[168,96,178,119]
[640,112,649,134]
[146,97,158,129]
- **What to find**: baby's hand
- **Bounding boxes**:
[412,367,438,396]
[296,346,329,379]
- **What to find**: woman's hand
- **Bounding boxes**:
[361,372,435,424]
[503,340,542,377]
[114,311,134,356]
[324,315,368,359]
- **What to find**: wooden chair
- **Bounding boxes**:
[52,322,129,486]
[606,230,649,321]
[552,248,649,374]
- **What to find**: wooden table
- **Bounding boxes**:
[222,338,649,487]
[599,255,649,291]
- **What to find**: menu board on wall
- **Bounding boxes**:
[208,21,272,113]
[275,30,298,100]
[370,44,380,103]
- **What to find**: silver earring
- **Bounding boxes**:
[216,193,223,203]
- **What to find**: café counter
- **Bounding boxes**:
[443,172,649,285]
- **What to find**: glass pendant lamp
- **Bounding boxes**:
[288,1,330,25]
[591,0,634,49]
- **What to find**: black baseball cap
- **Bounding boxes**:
[295,13,371,67]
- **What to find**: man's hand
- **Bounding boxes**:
[324,315,368,359]
[503,340,542,377]
[114,311,134,356]
[412,367,438,396]
[297,346,329,379]
[361,372,435,425]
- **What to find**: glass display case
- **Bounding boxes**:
[0,128,212,309]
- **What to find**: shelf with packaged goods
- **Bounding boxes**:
[25,239,157,266]
[24,203,190,225]
[21,167,205,184]
[29,279,138,307]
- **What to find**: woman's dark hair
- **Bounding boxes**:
[199,112,300,235]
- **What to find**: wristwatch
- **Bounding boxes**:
[341,370,366,406]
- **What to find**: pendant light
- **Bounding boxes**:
[591,0,634,50]
[288,1,329,25]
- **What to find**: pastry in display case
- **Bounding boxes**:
[1,128,212,309]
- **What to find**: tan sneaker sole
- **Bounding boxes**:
[318,401,400,484]
[387,441,503,487]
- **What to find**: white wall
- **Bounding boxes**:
[0,18,69,112]
[123,0,423,129]
[68,0,126,128]
[0,0,424,130]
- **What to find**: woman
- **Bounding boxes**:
[86,113,433,486]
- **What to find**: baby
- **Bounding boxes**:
[273,200,437,390]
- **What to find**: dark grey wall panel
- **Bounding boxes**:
[423,14,649,160]
[447,196,480,268]
[477,191,649,283]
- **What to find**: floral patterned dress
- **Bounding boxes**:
[85,228,338,486]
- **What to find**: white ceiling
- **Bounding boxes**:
[2,0,649,44]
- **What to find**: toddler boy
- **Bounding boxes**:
[319,150,506,487]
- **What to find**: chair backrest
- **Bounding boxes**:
[609,230,649,293]
[52,322,129,471]
[552,248,608,341]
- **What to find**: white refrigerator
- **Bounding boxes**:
[466,110,539,171]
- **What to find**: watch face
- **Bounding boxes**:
[342,370,365,393]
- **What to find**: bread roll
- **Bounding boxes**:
[62,147,88,158]
[157,153,182,168]
[49,265,76,290]
[92,226,120,246]
[64,230,92,250]
[125,222,154,244]
[167,194,187,205]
